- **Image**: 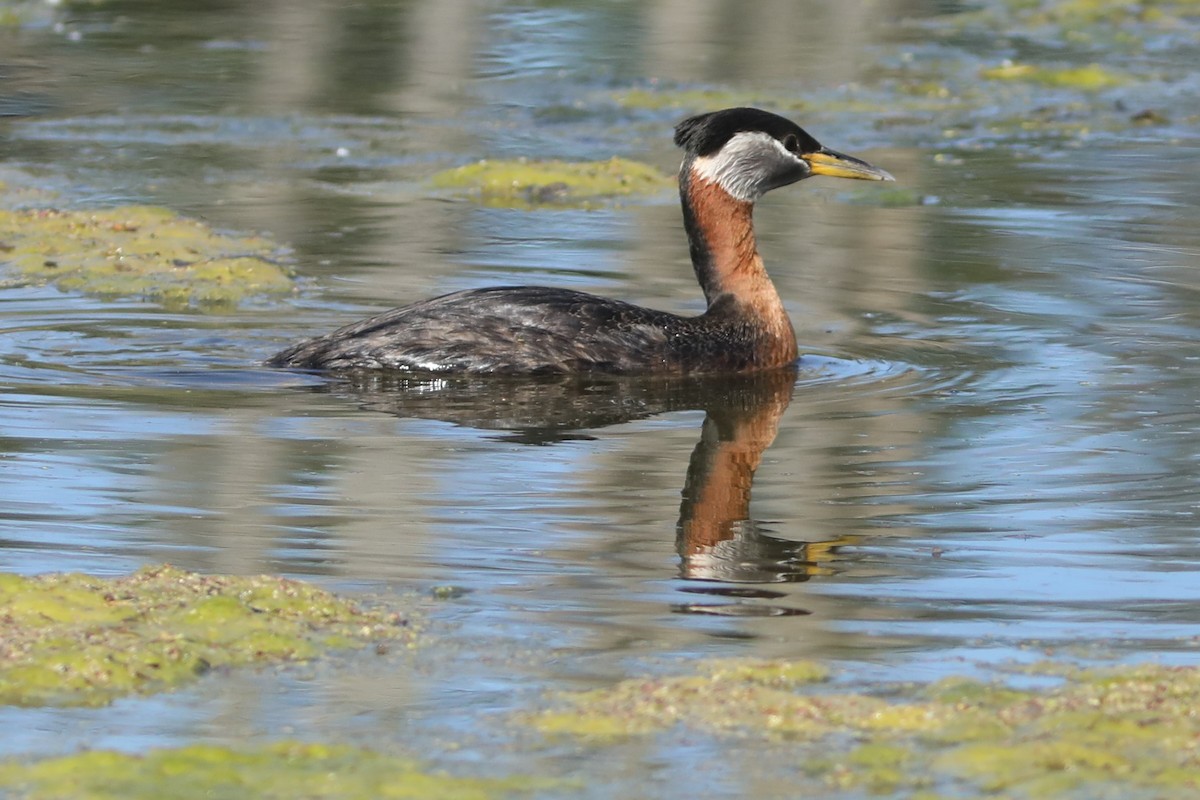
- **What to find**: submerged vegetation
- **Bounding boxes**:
[0,565,413,707]
[429,157,672,209]
[980,62,1129,90]
[992,0,1200,26]
[0,742,555,800]
[0,204,293,309]
[527,657,1200,797]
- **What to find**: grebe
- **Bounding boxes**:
[267,107,893,374]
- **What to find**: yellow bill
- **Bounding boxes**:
[804,148,895,181]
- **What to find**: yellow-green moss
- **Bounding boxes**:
[429,157,672,209]
[981,62,1129,90]
[1022,0,1200,25]
[939,0,1200,36]
[0,206,293,309]
[0,565,414,707]
[0,742,554,800]
[527,658,836,740]
[526,658,1200,796]
[709,658,830,686]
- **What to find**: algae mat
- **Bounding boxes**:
[0,742,554,800]
[429,156,672,209]
[529,658,1200,798]
[0,205,292,308]
[0,565,413,707]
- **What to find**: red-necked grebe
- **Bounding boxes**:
[267,107,893,374]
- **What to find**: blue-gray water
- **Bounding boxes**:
[2,0,1200,795]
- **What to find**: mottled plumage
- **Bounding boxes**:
[267,286,782,374]
[267,107,893,375]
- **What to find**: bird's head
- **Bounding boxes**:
[675,107,894,201]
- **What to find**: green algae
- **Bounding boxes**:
[936,0,1200,56]
[0,565,414,707]
[709,658,830,686]
[1016,0,1200,25]
[529,658,836,741]
[428,157,672,209]
[0,742,554,800]
[0,205,293,309]
[527,658,1200,797]
[981,62,1130,90]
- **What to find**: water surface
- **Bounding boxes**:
[2,0,1200,794]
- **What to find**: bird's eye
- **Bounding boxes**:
[782,134,801,153]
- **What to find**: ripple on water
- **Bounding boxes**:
[796,351,979,397]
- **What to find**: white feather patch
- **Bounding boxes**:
[690,132,803,202]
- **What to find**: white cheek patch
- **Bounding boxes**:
[691,132,803,202]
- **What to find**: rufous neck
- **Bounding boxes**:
[680,161,763,305]
[679,159,797,366]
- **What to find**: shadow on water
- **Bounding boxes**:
[301,365,843,616]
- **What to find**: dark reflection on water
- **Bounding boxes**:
[671,369,844,613]
[299,366,842,617]
[324,370,782,444]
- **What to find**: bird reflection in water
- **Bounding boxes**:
[673,369,848,617]
[324,367,849,617]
